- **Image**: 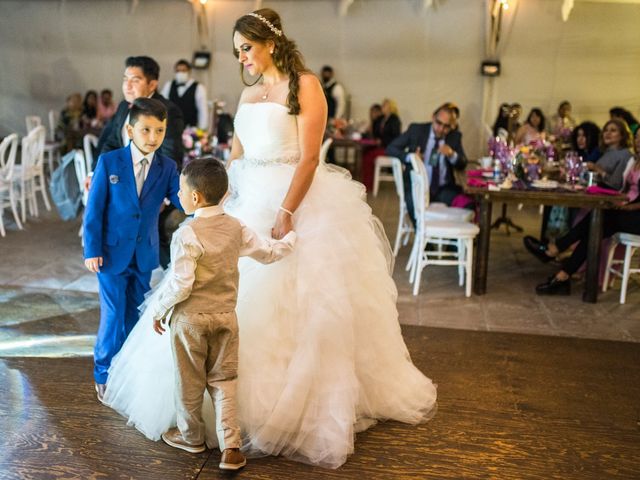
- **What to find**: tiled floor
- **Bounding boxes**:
[1,184,638,354]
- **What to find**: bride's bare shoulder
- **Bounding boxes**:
[298,72,321,88]
[238,84,260,105]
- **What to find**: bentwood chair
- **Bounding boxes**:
[603,232,640,304]
[408,170,479,297]
[0,134,23,236]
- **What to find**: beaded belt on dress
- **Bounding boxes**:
[242,155,299,166]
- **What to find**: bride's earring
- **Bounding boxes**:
[270,49,274,54]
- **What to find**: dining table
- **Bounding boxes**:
[462,173,626,303]
[328,137,378,181]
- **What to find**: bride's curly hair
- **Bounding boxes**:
[233,8,310,115]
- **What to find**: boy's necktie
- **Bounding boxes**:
[136,158,148,197]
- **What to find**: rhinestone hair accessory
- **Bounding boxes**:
[247,12,283,37]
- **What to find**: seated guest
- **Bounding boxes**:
[97,89,116,125]
[548,100,577,139]
[585,119,634,190]
[363,103,382,139]
[514,108,546,145]
[524,129,640,295]
[492,103,510,140]
[360,99,402,191]
[386,102,467,220]
[374,98,402,147]
[81,90,99,129]
[571,121,601,162]
[610,107,639,136]
[57,92,83,153]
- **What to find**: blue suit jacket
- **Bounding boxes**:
[83,145,181,275]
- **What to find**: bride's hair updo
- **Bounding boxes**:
[234,8,309,115]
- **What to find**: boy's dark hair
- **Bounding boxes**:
[125,56,160,81]
[182,157,228,205]
[129,98,167,125]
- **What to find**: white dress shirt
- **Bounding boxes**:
[148,205,296,320]
[129,141,154,183]
[121,113,131,148]
[161,79,209,130]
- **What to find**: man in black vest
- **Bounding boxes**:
[320,66,346,121]
[161,59,209,130]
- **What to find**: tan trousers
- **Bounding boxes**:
[170,310,241,450]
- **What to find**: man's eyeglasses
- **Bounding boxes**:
[434,118,453,131]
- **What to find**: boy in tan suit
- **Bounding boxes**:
[149,158,295,471]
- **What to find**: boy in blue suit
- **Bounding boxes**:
[84,97,181,402]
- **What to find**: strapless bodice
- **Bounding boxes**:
[234,102,300,165]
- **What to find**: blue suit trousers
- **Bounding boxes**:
[94,256,151,384]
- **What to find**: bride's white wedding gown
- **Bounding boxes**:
[104,102,437,469]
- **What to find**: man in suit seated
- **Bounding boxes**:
[386,102,467,223]
[94,56,186,268]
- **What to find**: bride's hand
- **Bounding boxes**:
[272,211,293,240]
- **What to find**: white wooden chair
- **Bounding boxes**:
[44,110,62,175]
[603,232,640,304]
[25,115,42,133]
[408,170,479,297]
[73,149,89,244]
[372,155,395,197]
[15,126,51,222]
[0,134,23,236]
[389,156,414,256]
[83,133,98,175]
[404,153,474,271]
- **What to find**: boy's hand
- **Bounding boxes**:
[153,318,167,335]
[85,257,103,273]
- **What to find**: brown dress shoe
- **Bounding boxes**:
[161,428,206,454]
[94,383,107,405]
[219,448,246,471]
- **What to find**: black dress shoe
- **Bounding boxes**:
[523,235,553,263]
[535,276,571,295]
[95,383,107,405]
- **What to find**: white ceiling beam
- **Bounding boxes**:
[562,0,640,22]
[577,0,640,3]
[339,0,354,17]
[561,0,575,21]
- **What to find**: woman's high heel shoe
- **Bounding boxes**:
[535,275,571,295]
[523,235,554,263]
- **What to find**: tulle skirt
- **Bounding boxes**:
[104,161,437,469]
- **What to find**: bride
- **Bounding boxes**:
[105,8,436,469]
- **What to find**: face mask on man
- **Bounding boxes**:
[175,72,189,84]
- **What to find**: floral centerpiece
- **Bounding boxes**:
[514,138,556,181]
[488,137,557,183]
[182,127,212,159]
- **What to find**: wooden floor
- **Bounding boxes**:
[2,324,639,479]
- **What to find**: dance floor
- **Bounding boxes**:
[2,325,640,479]
[1,185,639,479]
